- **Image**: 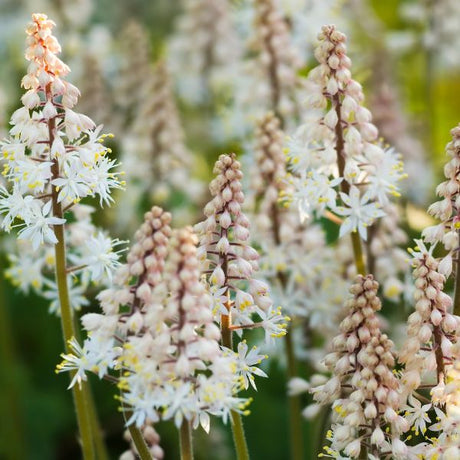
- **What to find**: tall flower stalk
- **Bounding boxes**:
[249,112,304,460]
[0,14,124,458]
[196,153,289,459]
[285,25,406,275]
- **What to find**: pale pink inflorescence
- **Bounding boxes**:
[423,124,460,277]
[395,241,460,458]
[250,0,303,120]
[195,153,288,343]
[168,0,241,104]
[285,25,405,240]
[118,58,204,233]
[310,275,408,458]
[0,14,124,309]
[247,113,348,357]
[400,243,459,394]
[58,207,249,432]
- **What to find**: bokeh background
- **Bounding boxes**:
[1,0,460,458]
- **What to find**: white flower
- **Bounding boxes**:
[52,157,92,203]
[71,232,126,282]
[291,171,342,221]
[403,394,432,436]
[17,200,66,250]
[256,306,290,343]
[232,340,268,390]
[334,186,386,240]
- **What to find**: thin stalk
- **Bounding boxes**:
[284,328,303,460]
[453,230,460,315]
[219,224,250,460]
[179,420,194,460]
[48,105,95,460]
[126,420,153,460]
[85,383,109,460]
[333,93,367,275]
[72,314,109,460]
[271,202,304,460]
[221,290,250,460]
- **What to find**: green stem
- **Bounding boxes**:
[52,195,95,460]
[351,231,366,276]
[219,223,250,460]
[48,106,95,459]
[85,384,109,460]
[127,420,153,460]
[333,93,367,276]
[284,328,303,460]
[179,419,194,460]
[230,411,250,460]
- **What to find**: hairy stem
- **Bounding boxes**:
[216,208,250,460]
[48,101,95,459]
[126,419,153,460]
[179,420,194,460]
[270,202,304,460]
[333,93,367,275]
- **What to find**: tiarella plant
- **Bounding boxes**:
[0,13,124,459]
[195,153,289,459]
[5,6,460,460]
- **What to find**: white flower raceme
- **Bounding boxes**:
[0,14,124,248]
[0,14,125,314]
[398,240,460,455]
[195,153,289,343]
[168,0,241,104]
[118,58,205,234]
[57,207,249,436]
[422,124,460,277]
[284,25,406,240]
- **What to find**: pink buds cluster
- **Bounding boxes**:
[311,275,407,458]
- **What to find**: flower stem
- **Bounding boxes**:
[179,420,194,460]
[221,299,250,460]
[284,328,303,460]
[85,384,109,460]
[351,231,366,275]
[126,419,153,460]
[49,109,95,460]
[333,93,367,275]
[270,202,304,460]
[220,232,250,460]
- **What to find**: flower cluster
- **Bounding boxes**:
[423,123,460,276]
[310,275,408,458]
[0,14,124,309]
[284,25,406,240]
[195,153,289,344]
[58,207,263,433]
[397,241,460,457]
[249,0,303,121]
[246,112,347,361]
